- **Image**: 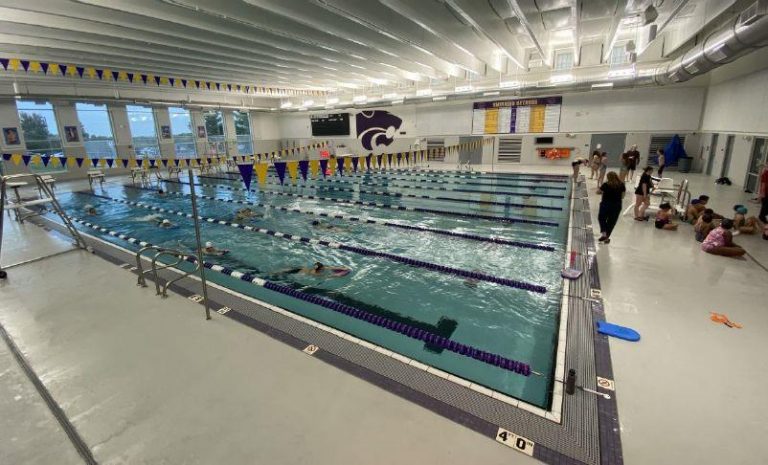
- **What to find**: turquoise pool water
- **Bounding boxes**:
[55,169,571,408]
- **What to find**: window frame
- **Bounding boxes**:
[75,102,117,159]
[233,110,253,155]
[126,104,161,159]
[168,106,197,158]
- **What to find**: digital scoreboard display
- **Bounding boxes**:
[310,113,350,136]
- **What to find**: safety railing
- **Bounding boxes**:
[135,245,201,298]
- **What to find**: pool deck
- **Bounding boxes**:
[1,165,767,464]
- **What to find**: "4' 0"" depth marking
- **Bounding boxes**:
[495,427,535,456]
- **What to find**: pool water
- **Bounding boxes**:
[55,169,571,408]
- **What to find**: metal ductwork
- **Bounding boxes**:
[655,1,768,85]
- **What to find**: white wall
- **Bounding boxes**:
[699,67,768,187]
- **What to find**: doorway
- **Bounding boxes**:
[720,135,735,178]
[590,133,627,168]
[745,137,767,193]
[705,134,718,175]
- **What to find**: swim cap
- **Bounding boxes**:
[84,204,93,209]
[311,220,320,226]
[691,199,700,205]
[736,206,748,215]
[162,219,170,224]
[205,241,213,248]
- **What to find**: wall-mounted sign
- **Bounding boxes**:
[2,127,20,145]
[64,126,79,143]
[538,147,572,159]
[197,125,206,138]
[160,125,171,139]
[311,113,350,137]
[356,110,402,150]
[472,96,562,135]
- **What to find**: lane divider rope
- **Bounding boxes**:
[206,174,565,200]
[163,180,561,227]
[79,192,547,294]
[120,186,556,251]
[194,175,563,211]
[379,168,569,182]
[68,216,533,377]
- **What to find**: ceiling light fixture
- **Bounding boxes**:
[326,97,339,105]
[499,80,521,88]
[483,91,500,96]
[280,101,293,109]
[550,74,574,84]
[353,95,368,103]
[591,82,614,88]
[455,85,473,93]
[432,96,447,101]
[416,88,433,97]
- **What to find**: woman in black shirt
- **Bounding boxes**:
[597,171,626,243]
[634,166,654,221]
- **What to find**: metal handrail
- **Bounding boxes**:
[134,245,200,297]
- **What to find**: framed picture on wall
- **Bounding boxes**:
[160,125,171,139]
[197,125,206,138]
[2,127,20,145]
[64,126,80,143]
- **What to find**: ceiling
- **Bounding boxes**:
[0,0,744,103]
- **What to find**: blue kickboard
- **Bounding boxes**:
[596,321,641,342]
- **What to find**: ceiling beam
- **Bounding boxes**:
[505,0,549,66]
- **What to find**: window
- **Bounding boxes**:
[75,103,116,159]
[126,105,160,159]
[553,50,574,71]
[233,111,253,155]
[609,43,629,67]
[169,107,196,158]
[16,100,63,156]
[203,111,225,155]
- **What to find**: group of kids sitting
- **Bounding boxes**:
[668,194,767,257]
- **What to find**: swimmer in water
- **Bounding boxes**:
[84,204,98,216]
[234,208,261,222]
[276,261,350,277]
[203,241,229,256]
[157,188,165,196]
[311,220,349,232]
[157,218,175,228]
[463,269,481,288]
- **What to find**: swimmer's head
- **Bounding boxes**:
[162,219,170,225]
[84,204,93,210]
[205,241,213,248]
[736,206,748,215]
[691,199,700,205]
[659,202,672,211]
[702,213,714,223]
[311,220,320,226]
[158,189,164,194]
[698,195,710,204]
[720,219,734,230]
[313,261,324,271]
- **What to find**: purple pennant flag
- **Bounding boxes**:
[161,159,169,167]
[59,65,68,76]
[41,156,50,167]
[181,79,187,88]
[75,157,84,167]
[153,76,161,86]
[336,157,344,176]
[237,163,254,191]
[2,153,11,161]
[22,155,31,166]
[319,158,328,177]
[149,159,157,167]
[351,156,359,172]
[365,154,371,170]
[0,58,9,70]
[377,154,383,168]
[91,159,99,167]
[274,161,287,185]
[127,72,134,82]
[396,153,402,166]
[387,153,393,167]
[20,60,30,71]
[57,156,67,167]
[298,160,309,181]
[76,67,85,77]
[169,77,175,87]
[40,62,49,74]
[111,71,119,81]
[141,74,148,84]
[95,69,104,80]
[106,158,114,168]
[173,159,180,166]
[121,159,130,168]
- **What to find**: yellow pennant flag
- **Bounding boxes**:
[178,159,187,168]
[326,159,336,176]
[344,156,352,172]
[127,158,137,168]
[287,160,298,183]
[309,159,319,178]
[10,153,22,165]
[48,63,60,75]
[66,65,78,77]
[28,61,42,73]
[66,156,77,168]
[7,58,21,71]
[255,163,268,186]
[30,155,42,167]
[86,67,97,79]
[99,158,107,167]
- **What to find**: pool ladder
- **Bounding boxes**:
[0,173,89,279]
[135,245,201,298]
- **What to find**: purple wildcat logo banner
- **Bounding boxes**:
[356,110,402,151]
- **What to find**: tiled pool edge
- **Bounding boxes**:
[33,172,620,465]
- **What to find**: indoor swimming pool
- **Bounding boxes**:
[51,169,571,409]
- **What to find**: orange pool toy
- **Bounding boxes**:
[710,312,742,329]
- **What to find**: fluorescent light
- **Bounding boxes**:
[550,73,573,84]
[298,107,308,111]
[499,80,520,88]
[483,91,500,96]
[353,95,367,103]
[391,99,404,105]
[608,67,636,78]
[402,71,421,81]
[432,96,447,101]
[455,85,473,93]
[369,77,388,85]
[326,97,339,105]
[591,82,614,88]
[416,88,433,97]
[302,100,314,107]
[280,102,293,109]
[382,92,398,99]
